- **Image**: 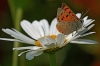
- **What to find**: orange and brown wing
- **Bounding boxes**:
[57,3,80,23]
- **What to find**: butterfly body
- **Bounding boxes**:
[56,3,83,35]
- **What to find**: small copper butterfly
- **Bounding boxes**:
[56,3,83,35]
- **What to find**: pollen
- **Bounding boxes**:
[35,40,42,47]
[50,35,56,39]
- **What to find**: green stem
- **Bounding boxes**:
[49,53,56,66]
[7,0,15,23]
[8,0,23,66]
[12,8,23,66]
[12,42,19,66]
[14,7,23,28]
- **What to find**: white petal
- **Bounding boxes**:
[83,16,88,22]
[71,28,88,41]
[21,20,40,39]
[33,51,43,56]
[32,20,44,37]
[0,38,34,44]
[77,24,94,35]
[0,38,20,42]
[12,28,35,44]
[26,51,34,60]
[83,19,92,26]
[76,24,94,37]
[50,18,60,35]
[2,29,35,44]
[44,43,56,48]
[64,32,78,45]
[80,32,95,37]
[77,28,87,35]
[32,46,42,50]
[39,37,56,48]
[45,37,56,48]
[83,19,95,27]
[65,29,84,42]
[56,34,65,46]
[39,19,49,36]
[87,24,95,30]
[46,37,56,45]
[76,13,81,18]
[13,46,41,50]
[18,50,32,56]
[73,32,96,40]
[26,50,43,60]
[70,39,98,44]
[38,38,48,47]
[65,33,73,41]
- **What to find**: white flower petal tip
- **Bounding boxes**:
[46,37,56,44]
[50,18,60,35]
[39,37,57,48]
[88,24,95,30]
[76,13,81,18]
[83,16,88,22]
[26,51,34,60]
[56,34,65,45]
[39,19,49,36]
[78,32,96,38]
[13,46,42,51]
[38,38,48,46]
[26,51,43,60]
[18,50,32,56]
[70,39,98,44]
[13,48,16,50]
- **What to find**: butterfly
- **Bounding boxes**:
[56,3,83,35]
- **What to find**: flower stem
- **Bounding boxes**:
[7,0,15,23]
[7,0,23,66]
[12,8,23,66]
[49,53,56,66]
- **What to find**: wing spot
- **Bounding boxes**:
[69,11,71,14]
[66,15,68,17]
[65,8,69,10]
[61,18,63,20]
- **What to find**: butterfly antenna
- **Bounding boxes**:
[81,8,90,18]
[81,11,84,15]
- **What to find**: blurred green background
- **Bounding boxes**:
[0,0,100,66]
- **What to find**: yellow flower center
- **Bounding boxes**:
[35,35,68,53]
[50,35,56,39]
[35,40,42,47]
[64,39,67,43]
[35,35,67,47]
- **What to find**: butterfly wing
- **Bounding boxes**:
[57,3,80,22]
[56,3,82,35]
[56,21,82,35]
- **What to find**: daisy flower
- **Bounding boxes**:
[0,13,98,60]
